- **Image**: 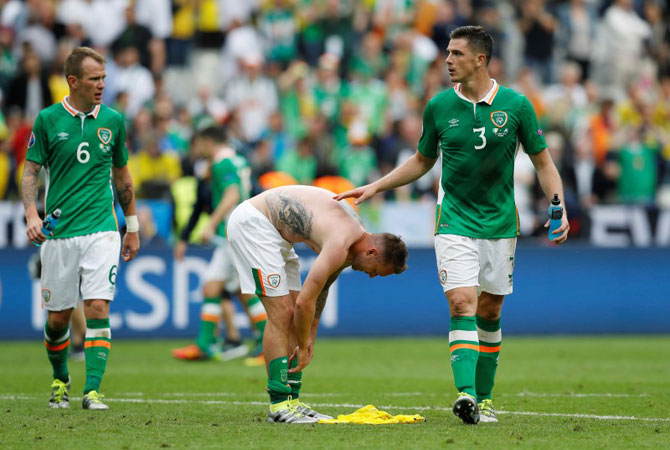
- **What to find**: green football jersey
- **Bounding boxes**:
[210,148,251,238]
[418,81,547,239]
[26,99,128,239]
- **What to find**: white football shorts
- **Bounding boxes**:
[434,234,516,295]
[203,239,240,291]
[227,201,302,297]
[40,231,121,311]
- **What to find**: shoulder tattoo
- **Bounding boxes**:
[265,193,313,239]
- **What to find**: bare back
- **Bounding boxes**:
[249,186,365,256]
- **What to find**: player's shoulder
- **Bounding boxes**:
[37,102,69,120]
[426,88,459,108]
[96,104,125,123]
[494,85,531,109]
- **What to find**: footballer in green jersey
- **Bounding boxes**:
[22,47,139,412]
[209,150,252,239]
[172,126,267,364]
[418,80,547,239]
[25,99,128,238]
[336,26,569,426]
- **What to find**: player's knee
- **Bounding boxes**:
[47,313,70,330]
[203,282,222,298]
[449,295,476,316]
[477,302,501,321]
[84,299,109,319]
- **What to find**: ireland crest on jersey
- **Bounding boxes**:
[97,128,112,144]
[490,111,508,128]
[267,274,281,288]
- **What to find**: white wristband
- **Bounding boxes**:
[125,215,139,233]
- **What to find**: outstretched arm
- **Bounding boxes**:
[288,268,343,374]
[112,165,140,261]
[21,160,46,245]
[529,149,569,244]
[334,150,437,204]
[291,248,347,372]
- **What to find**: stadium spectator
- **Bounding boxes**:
[517,0,557,85]
[259,0,298,69]
[555,0,597,80]
[112,45,155,119]
[6,47,52,120]
[336,26,569,425]
[277,135,318,185]
[225,52,278,144]
[133,0,171,75]
[21,46,139,410]
[592,0,652,100]
[227,184,407,423]
[111,4,154,72]
[128,131,181,199]
[615,109,663,205]
[0,25,17,95]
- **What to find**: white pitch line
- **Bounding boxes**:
[500,392,650,398]
[112,391,652,399]
[160,392,424,398]
[1,394,668,422]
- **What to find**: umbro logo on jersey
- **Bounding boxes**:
[57,132,69,141]
[448,118,460,127]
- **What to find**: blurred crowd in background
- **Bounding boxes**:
[1,0,669,244]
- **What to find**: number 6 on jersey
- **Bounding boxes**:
[77,142,90,163]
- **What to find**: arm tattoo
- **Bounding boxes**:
[314,289,329,320]
[21,161,42,211]
[265,194,313,239]
[314,269,342,320]
[115,182,134,212]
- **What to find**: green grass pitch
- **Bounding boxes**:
[1,336,669,449]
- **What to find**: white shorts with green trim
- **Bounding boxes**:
[203,239,240,291]
[434,234,516,295]
[227,201,302,297]
[40,231,120,311]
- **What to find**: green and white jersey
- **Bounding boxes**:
[418,80,547,238]
[26,97,128,239]
[210,148,251,238]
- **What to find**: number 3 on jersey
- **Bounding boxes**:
[77,142,90,163]
[473,127,486,150]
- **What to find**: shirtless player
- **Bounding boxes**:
[227,185,407,423]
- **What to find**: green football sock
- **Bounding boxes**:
[196,297,221,353]
[287,357,302,399]
[84,318,111,394]
[245,295,267,341]
[449,316,479,398]
[267,356,291,404]
[44,322,70,383]
[476,315,501,403]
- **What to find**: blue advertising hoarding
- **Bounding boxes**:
[1,245,669,339]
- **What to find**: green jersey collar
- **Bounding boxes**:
[453,79,499,105]
[61,96,101,119]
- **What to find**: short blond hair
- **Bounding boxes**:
[64,47,105,79]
